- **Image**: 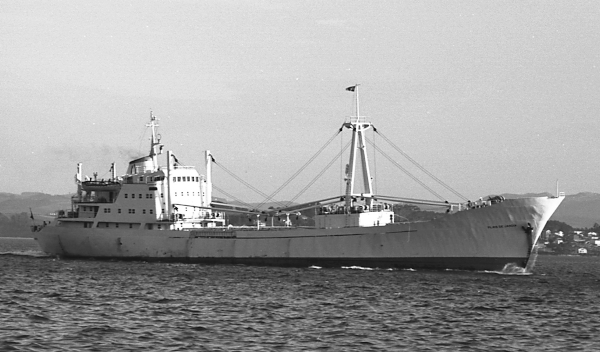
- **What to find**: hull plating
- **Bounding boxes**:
[35,196,563,271]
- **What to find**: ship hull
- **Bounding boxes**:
[35,196,563,271]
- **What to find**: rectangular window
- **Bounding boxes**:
[173,177,176,182]
[131,194,135,198]
[118,209,121,213]
[187,176,190,181]
[158,224,162,230]
[161,193,164,198]
[139,194,142,198]
[124,194,128,198]
[143,209,146,214]
[116,223,119,228]
[150,209,154,214]
[129,224,133,229]
[139,177,144,182]
[177,177,181,182]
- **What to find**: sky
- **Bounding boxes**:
[1,1,599,204]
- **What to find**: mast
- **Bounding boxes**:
[146,112,163,171]
[344,85,374,209]
[110,163,116,181]
[166,150,173,221]
[75,162,83,201]
[205,150,213,208]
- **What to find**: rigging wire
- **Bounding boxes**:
[212,161,288,209]
[372,127,377,195]
[209,121,467,209]
[367,140,446,201]
[254,129,343,209]
[286,141,351,206]
[372,130,468,202]
[211,184,256,210]
[340,125,344,196]
[137,125,150,155]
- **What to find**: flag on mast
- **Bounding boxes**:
[29,208,34,221]
[346,85,356,92]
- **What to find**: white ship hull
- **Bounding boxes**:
[35,195,563,271]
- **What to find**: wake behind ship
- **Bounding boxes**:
[35,86,564,271]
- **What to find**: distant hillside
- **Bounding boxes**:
[502,191,599,228]
[0,192,72,219]
[0,191,597,229]
[546,192,600,228]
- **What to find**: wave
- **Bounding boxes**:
[342,266,375,270]
[0,250,50,258]
[0,237,48,257]
[480,262,533,276]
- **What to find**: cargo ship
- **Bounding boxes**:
[35,86,564,271]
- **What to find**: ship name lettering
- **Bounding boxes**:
[487,224,517,229]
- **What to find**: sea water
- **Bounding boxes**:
[1,237,600,351]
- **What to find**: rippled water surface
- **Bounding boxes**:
[2,237,600,351]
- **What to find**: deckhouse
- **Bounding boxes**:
[58,114,225,231]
